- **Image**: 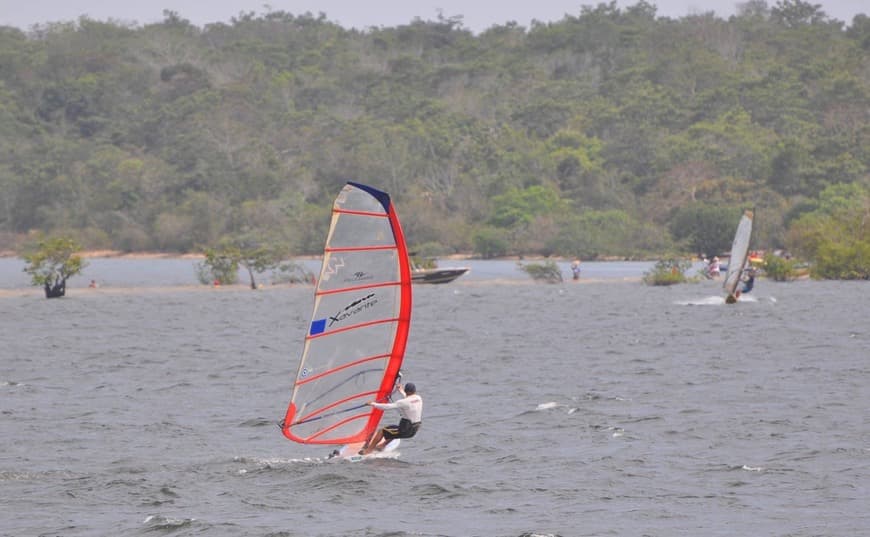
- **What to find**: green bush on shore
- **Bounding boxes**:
[642,259,691,286]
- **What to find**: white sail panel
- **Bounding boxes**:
[310,287,400,333]
[290,322,399,442]
[317,249,400,293]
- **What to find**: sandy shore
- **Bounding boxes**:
[0,283,314,298]
[0,276,646,298]
[2,251,652,297]
[0,249,205,259]
[81,250,207,259]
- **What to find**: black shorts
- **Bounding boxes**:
[382,418,421,440]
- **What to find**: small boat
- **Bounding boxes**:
[411,267,469,284]
[410,257,469,284]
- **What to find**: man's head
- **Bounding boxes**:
[404,382,416,394]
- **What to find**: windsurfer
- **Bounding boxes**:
[360,382,423,455]
[741,267,756,294]
[570,258,581,280]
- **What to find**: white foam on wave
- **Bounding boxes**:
[676,296,725,306]
[143,514,197,527]
[535,401,579,414]
[234,455,329,469]
[677,294,762,306]
[1,380,24,387]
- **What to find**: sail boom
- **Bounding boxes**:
[333,208,390,218]
[294,390,378,426]
[295,353,391,386]
[306,414,371,442]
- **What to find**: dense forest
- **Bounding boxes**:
[0,0,868,265]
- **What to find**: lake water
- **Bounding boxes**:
[1,259,868,537]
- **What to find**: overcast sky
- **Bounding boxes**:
[0,0,867,32]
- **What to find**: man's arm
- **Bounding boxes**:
[369,401,399,411]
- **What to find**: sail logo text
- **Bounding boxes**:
[329,293,378,326]
[344,271,374,283]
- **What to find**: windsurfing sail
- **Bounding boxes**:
[281,182,412,446]
[723,209,754,303]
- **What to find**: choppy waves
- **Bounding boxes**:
[1,279,868,536]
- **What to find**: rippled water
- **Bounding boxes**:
[1,269,868,537]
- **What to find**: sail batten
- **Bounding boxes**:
[282,182,412,446]
[294,394,374,425]
[295,353,392,386]
[315,280,401,297]
[333,208,391,217]
[306,317,403,340]
[326,245,398,253]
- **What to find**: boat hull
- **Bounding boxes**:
[411,268,469,284]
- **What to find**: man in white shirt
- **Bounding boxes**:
[360,382,423,455]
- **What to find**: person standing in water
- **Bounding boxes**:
[360,382,423,455]
[707,256,721,278]
[570,258,581,280]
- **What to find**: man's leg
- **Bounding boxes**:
[360,428,376,453]
[362,429,384,455]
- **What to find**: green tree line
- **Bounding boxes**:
[0,1,868,267]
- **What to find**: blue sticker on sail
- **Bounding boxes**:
[310,318,327,335]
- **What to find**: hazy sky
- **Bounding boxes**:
[1,0,867,32]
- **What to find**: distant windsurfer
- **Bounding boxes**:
[741,267,756,294]
[360,382,423,455]
[726,267,756,303]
